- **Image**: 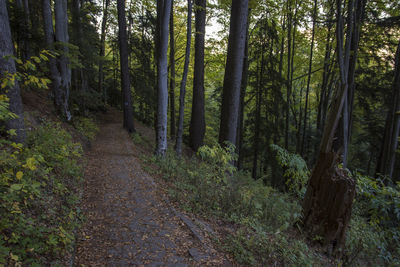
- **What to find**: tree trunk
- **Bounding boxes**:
[0,0,25,143]
[236,9,250,169]
[117,0,135,132]
[376,40,400,181]
[301,0,317,157]
[169,1,176,139]
[54,0,72,121]
[302,0,363,253]
[218,0,249,147]
[99,0,110,104]
[189,0,206,151]
[175,0,192,156]
[42,0,63,113]
[155,0,172,155]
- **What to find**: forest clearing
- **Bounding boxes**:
[1,0,400,265]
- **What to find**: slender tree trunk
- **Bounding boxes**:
[99,0,110,104]
[285,0,293,150]
[42,0,63,113]
[169,1,176,138]
[0,0,25,143]
[117,0,135,132]
[189,0,206,151]
[376,40,400,181]
[301,0,317,157]
[218,0,249,146]
[54,0,72,121]
[175,0,192,156]
[252,44,265,179]
[155,0,172,155]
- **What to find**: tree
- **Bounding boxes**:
[117,0,135,133]
[176,0,192,156]
[155,0,172,155]
[169,1,176,139]
[218,0,249,147]
[376,40,400,181]
[42,0,64,115]
[99,0,110,104]
[0,0,25,143]
[302,0,365,253]
[189,0,206,151]
[54,0,72,121]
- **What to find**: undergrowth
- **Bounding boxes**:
[135,135,400,266]
[0,121,84,266]
[142,143,318,265]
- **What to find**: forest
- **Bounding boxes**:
[0,0,400,265]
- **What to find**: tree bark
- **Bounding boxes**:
[117,0,135,132]
[99,0,110,104]
[42,0,63,113]
[54,0,72,121]
[169,1,176,138]
[189,0,206,151]
[218,0,249,147]
[236,9,250,169]
[175,0,192,156]
[0,0,25,143]
[155,0,172,155]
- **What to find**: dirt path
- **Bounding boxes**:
[74,111,230,266]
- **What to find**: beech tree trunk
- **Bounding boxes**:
[175,0,192,156]
[99,0,110,104]
[54,0,72,121]
[0,0,25,143]
[117,0,135,133]
[169,1,176,139]
[189,0,206,151]
[42,0,63,113]
[302,0,364,253]
[218,0,249,146]
[155,0,172,155]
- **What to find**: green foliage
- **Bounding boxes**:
[72,116,99,141]
[0,122,83,265]
[146,144,305,264]
[343,172,400,265]
[270,144,309,197]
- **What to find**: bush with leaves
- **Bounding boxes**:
[270,144,309,197]
[72,116,99,141]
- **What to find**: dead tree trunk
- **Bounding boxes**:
[302,0,364,253]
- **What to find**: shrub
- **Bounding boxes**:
[0,122,83,265]
[72,116,99,141]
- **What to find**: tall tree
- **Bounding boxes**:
[189,0,206,152]
[42,0,63,114]
[155,0,172,155]
[0,0,25,143]
[117,0,135,132]
[302,0,365,252]
[218,0,249,146]
[175,0,192,156]
[169,1,176,138]
[376,40,400,181]
[99,0,110,104]
[301,0,317,157]
[54,0,72,121]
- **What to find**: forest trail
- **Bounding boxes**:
[74,110,230,266]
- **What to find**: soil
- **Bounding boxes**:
[74,110,232,266]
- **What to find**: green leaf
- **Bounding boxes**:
[10,184,23,191]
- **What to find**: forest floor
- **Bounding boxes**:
[74,109,233,266]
